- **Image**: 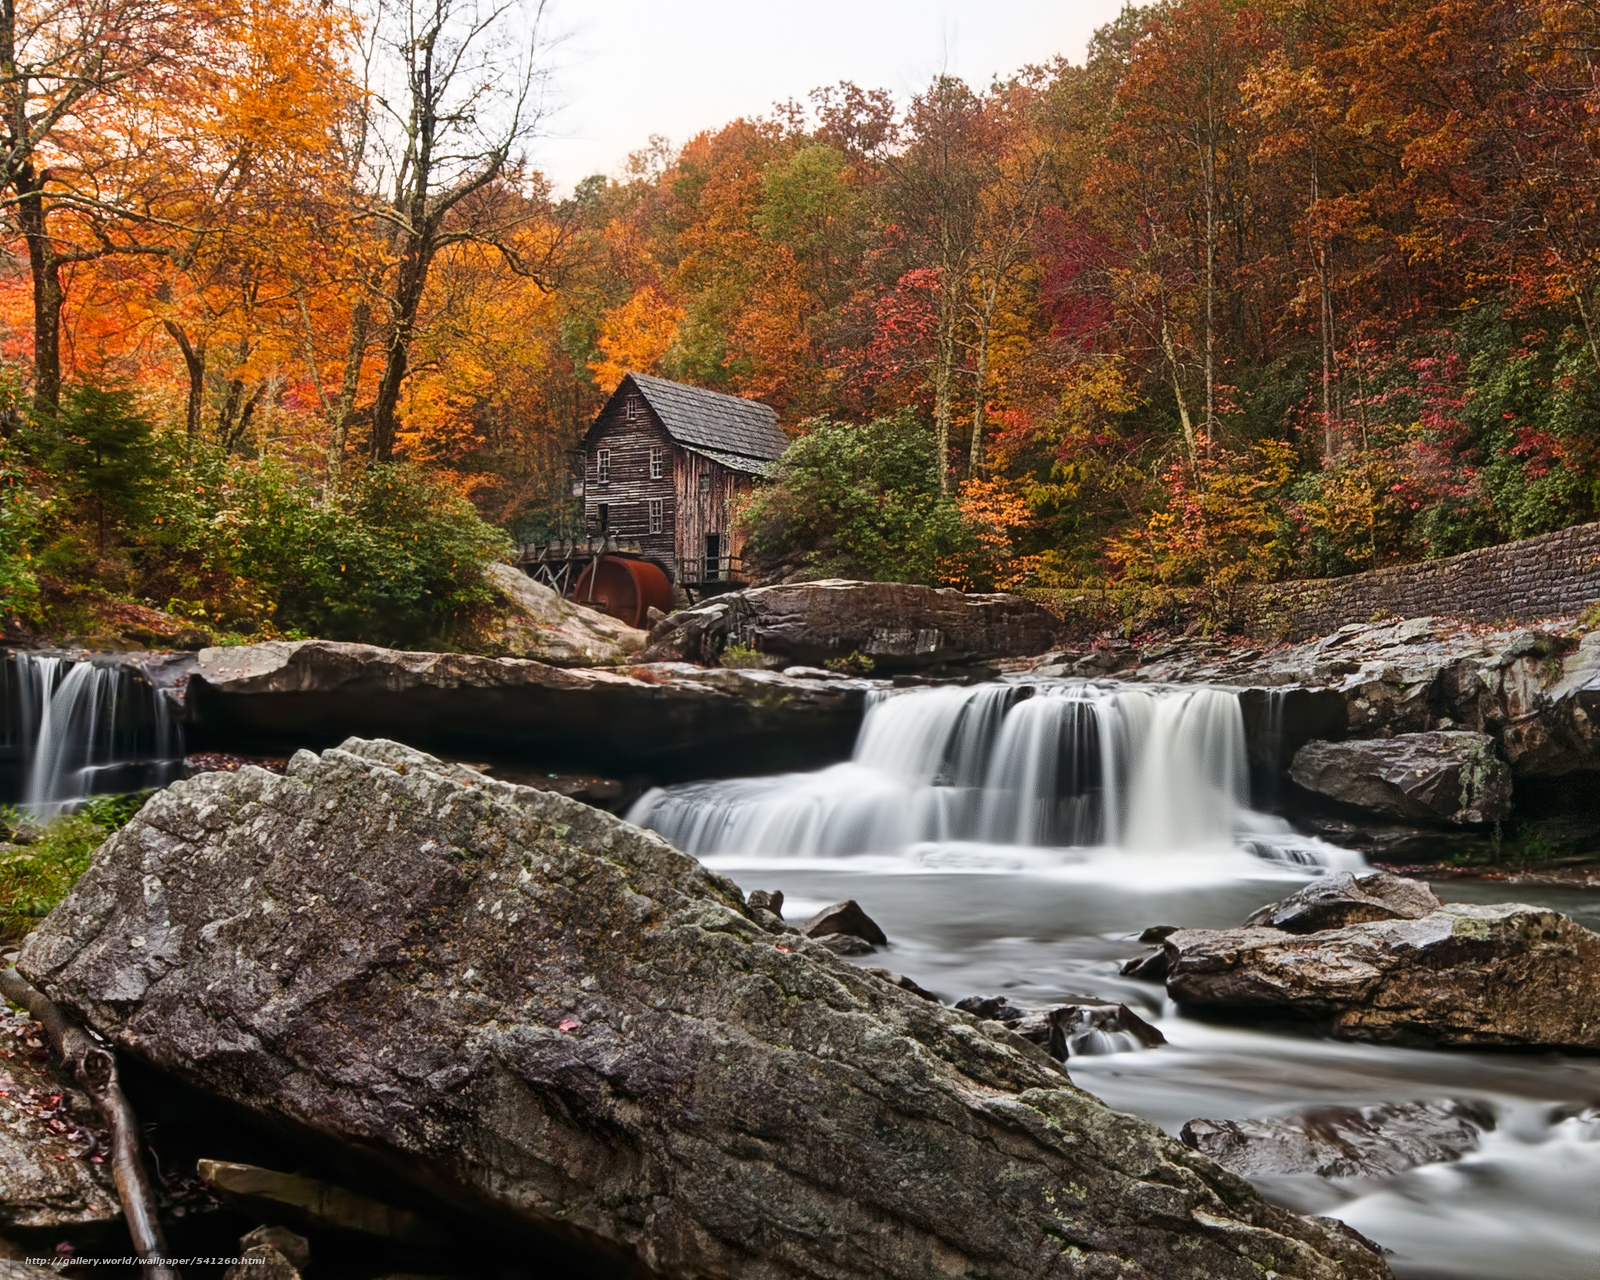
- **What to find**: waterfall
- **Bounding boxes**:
[2,653,185,817]
[630,679,1358,877]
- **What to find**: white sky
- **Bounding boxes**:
[534,0,1129,192]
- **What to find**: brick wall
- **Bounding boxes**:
[1251,522,1600,639]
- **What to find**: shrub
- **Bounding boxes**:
[0,793,148,941]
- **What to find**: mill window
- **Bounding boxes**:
[626,396,639,424]
[699,473,711,492]
[649,498,663,533]
[650,446,663,479]
[597,449,610,484]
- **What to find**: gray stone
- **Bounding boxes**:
[1243,872,1441,934]
[644,579,1059,672]
[19,740,1388,1280]
[183,641,880,782]
[1162,897,1600,1048]
[1181,1100,1493,1180]
[476,563,647,667]
[1289,732,1512,825]
[800,899,888,946]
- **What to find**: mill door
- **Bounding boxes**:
[704,533,720,581]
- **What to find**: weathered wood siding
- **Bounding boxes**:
[673,449,753,573]
[583,393,676,565]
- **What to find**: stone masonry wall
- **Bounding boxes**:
[1252,522,1600,640]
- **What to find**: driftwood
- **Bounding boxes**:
[0,967,177,1280]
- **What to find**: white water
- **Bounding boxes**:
[4,653,184,816]
[631,680,1360,883]
[632,678,1600,1277]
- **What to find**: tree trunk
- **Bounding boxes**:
[327,299,371,482]
[162,320,206,456]
[969,308,992,476]
[1161,315,1200,486]
[16,167,63,419]
[1202,119,1217,447]
[933,282,957,495]
[369,237,430,462]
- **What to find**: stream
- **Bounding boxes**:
[632,680,1600,1280]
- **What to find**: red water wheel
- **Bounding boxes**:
[572,556,674,630]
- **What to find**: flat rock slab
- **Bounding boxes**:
[1163,900,1600,1048]
[1182,1100,1492,1181]
[184,641,880,781]
[1290,732,1511,825]
[1244,872,1442,933]
[645,580,1059,672]
[20,740,1387,1280]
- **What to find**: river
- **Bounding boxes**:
[631,679,1600,1280]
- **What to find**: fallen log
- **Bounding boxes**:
[0,968,176,1280]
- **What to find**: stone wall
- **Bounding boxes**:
[1253,522,1600,639]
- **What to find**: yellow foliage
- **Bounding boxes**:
[590,286,685,393]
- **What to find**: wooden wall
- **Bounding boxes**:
[583,389,756,581]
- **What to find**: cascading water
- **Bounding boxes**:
[1,653,185,816]
[630,679,1358,880]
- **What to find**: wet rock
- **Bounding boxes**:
[800,899,888,946]
[1290,732,1512,825]
[223,1225,309,1280]
[0,1261,65,1278]
[1181,1099,1493,1180]
[745,889,784,917]
[814,933,875,956]
[1120,951,1170,982]
[957,997,1166,1060]
[1162,892,1600,1048]
[1243,872,1441,933]
[0,1011,118,1230]
[19,739,1389,1280]
[643,579,1059,673]
[184,641,879,782]
[476,563,647,667]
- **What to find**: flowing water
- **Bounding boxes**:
[631,680,1600,1280]
[0,653,185,816]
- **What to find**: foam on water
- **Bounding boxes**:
[631,678,1363,882]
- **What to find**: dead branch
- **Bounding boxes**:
[0,967,177,1280]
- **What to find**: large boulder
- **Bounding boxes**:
[18,740,1388,1280]
[1289,732,1512,825]
[476,563,647,667]
[183,642,877,781]
[1156,882,1600,1048]
[643,580,1059,672]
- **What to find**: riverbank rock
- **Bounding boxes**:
[643,579,1059,672]
[0,1010,119,1230]
[1157,883,1600,1048]
[476,563,647,667]
[18,740,1389,1280]
[1243,872,1441,933]
[956,997,1166,1060]
[1181,1100,1492,1180]
[1289,732,1511,825]
[183,642,880,782]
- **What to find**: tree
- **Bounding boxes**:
[360,0,558,463]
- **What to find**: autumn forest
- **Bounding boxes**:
[4,0,1598,645]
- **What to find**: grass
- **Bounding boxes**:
[0,793,150,943]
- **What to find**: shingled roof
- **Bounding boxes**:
[624,372,789,461]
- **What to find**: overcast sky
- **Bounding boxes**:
[534,0,1129,192]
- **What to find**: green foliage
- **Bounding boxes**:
[26,384,160,553]
[0,793,148,940]
[135,457,513,647]
[741,411,973,584]
[719,642,768,669]
[0,445,43,628]
[824,650,876,676]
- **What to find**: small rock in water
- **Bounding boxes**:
[957,996,1165,1059]
[1244,871,1441,934]
[746,889,784,917]
[1120,950,1170,982]
[1181,1099,1493,1180]
[801,899,888,946]
[1139,925,1180,943]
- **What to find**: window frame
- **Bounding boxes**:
[649,497,663,533]
[596,448,610,484]
[626,396,639,424]
[650,445,663,480]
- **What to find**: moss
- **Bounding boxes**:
[0,792,149,942]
